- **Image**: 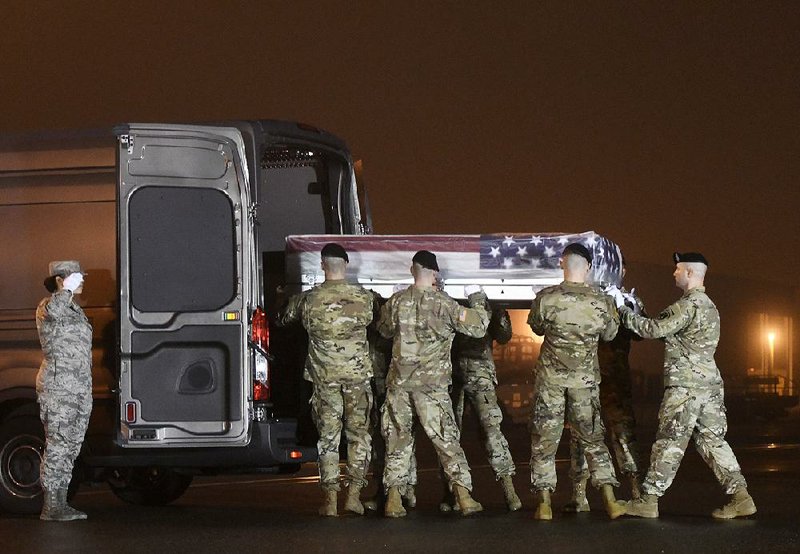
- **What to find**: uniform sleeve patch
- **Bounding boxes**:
[459,308,468,322]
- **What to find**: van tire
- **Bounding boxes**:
[0,416,45,514]
[108,467,193,506]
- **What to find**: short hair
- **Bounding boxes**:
[412,262,436,278]
[322,256,347,272]
[563,252,590,272]
[684,261,707,279]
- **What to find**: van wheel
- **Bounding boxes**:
[0,416,45,514]
[108,467,193,506]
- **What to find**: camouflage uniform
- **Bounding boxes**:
[619,286,747,497]
[378,287,489,493]
[36,291,93,491]
[527,281,620,492]
[570,291,644,482]
[280,280,376,491]
[452,306,516,479]
[367,292,417,495]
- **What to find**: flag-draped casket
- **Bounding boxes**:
[285,232,623,301]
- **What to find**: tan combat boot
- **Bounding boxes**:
[343,484,365,515]
[500,475,522,511]
[384,486,407,518]
[318,488,338,517]
[362,489,384,512]
[439,489,458,512]
[712,488,757,519]
[625,493,659,518]
[453,484,483,516]
[601,484,627,519]
[402,485,417,508]
[563,478,590,513]
[533,489,553,520]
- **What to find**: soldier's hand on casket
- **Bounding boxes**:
[392,284,408,294]
[62,272,84,293]
[464,285,483,296]
[623,290,642,314]
[604,285,625,309]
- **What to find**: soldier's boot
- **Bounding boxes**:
[629,474,642,501]
[343,485,365,515]
[402,485,417,508]
[500,475,522,512]
[533,489,552,520]
[439,489,457,512]
[318,489,338,517]
[453,484,483,516]
[625,494,659,518]
[562,478,590,513]
[40,489,83,522]
[712,488,757,519]
[601,484,627,520]
[384,487,407,518]
[57,488,87,520]
[362,489,385,512]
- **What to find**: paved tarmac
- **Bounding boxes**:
[1,406,799,553]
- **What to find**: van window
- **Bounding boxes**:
[128,186,236,313]
[258,147,348,252]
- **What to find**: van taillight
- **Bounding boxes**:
[253,380,269,401]
[251,306,271,403]
[125,402,136,423]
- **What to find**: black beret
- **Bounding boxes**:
[562,243,592,265]
[321,243,349,262]
[412,250,439,272]
[673,252,708,266]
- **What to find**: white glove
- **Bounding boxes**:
[604,285,625,309]
[623,291,641,314]
[62,273,84,293]
[464,285,483,296]
[392,284,409,294]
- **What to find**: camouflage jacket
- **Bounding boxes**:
[279,279,376,386]
[618,286,723,389]
[377,287,490,390]
[598,287,645,378]
[367,290,392,396]
[35,291,93,396]
[527,281,619,388]
[453,307,513,386]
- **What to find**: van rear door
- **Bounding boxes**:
[116,124,253,447]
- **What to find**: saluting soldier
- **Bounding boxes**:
[278,243,376,517]
[610,252,756,519]
[377,250,489,518]
[527,243,626,520]
[36,260,93,521]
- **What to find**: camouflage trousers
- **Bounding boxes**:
[383,387,473,492]
[38,390,92,490]
[452,377,516,478]
[569,372,641,480]
[370,391,417,493]
[642,386,747,497]
[530,382,619,491]
[311,381,373,491]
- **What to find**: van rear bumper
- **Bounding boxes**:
[82,418,317,470]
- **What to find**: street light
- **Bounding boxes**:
[767,331,776,376]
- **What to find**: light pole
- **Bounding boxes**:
[767,331,776,376]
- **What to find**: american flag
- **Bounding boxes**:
[479,233,622,285]
[286,232,623,288]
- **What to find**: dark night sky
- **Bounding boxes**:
[2,2,798,286]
